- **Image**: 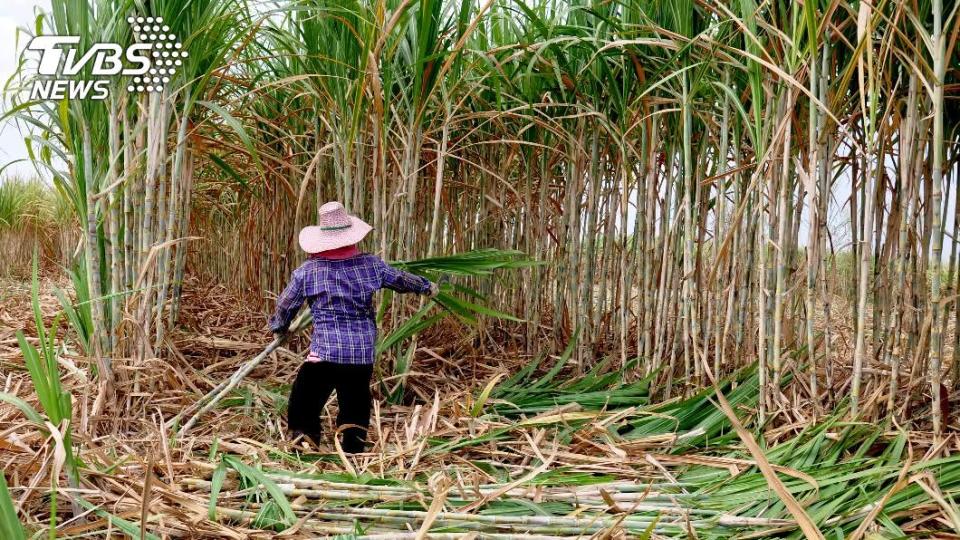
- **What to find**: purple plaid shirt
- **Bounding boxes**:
[269,253,431,364]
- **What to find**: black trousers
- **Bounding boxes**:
[287,361,373,453]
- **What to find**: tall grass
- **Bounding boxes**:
[0,177,75,277]
[0,177,47,229]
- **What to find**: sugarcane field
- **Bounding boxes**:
[2,0,960,538]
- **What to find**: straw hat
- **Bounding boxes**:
[298,201,373,253]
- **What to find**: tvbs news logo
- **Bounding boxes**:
[27,15,188,100]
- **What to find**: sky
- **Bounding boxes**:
[0,0,50,179]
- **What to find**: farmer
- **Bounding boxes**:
[269,201,438,453]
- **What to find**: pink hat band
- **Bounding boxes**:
[299,201,373,253]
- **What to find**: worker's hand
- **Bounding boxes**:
[427,281,440,298]
[272,329,287,342]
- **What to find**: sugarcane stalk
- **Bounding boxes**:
[772,91,791,395]
[851,0,878,416]
[183,475,685,503]
[155,94,193,346]
[888,73,919,416]
[169,144,196,326]
[81,120,112,381]
[757,182,769,423]
[681,72,694,391]
[236,502,787,530]
[122,91,136,293]
[816,41,834,397]
[107,96,123,351]
[928,0,946,437]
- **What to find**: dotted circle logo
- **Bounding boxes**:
[125,16,188,93]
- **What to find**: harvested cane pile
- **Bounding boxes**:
[2,277,960,539]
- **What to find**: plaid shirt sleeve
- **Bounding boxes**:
[380,259,431,294]
[269,269,306,332]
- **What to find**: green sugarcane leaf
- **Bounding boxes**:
[197,101,263,173]
[0,471,25,540]
[495,352,546,394]
[530,331,578,389]
[376,288,394,326]
[377,306,443,354]
[638,514,660,539]
[222,455,296,527]
[208,153,249,191]
[57,97,72,154]
[16,332,53,418]
[434,292,521,324]
[74,497,161,540]
[208,459,227,521]
[65,263,94,343]
[0,392,46,426]
[53,287,90,355]
[471,373,505,417]
[30,250,45,349]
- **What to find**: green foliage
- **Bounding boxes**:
[620,365,768,449]
[0,393,45,425]
[208,459,228,520]
[74,497,162,540]
[11,252,80,537]
[387,248,537,329]
[52,261,95,357]
[479,332,653,418]
[18,254,74,434]
[0,471,25,540]
[491,357,653,418]
[0,177,44,229]
[392,248,539,277]
[208,365,960,537]
[221,454,296,530]
[375,249,536,401]
[673,417,960,537]
[385,341,417,405]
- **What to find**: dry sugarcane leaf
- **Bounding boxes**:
[698,352,825,540]
[414,479,450,539]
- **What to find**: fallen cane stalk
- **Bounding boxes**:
[173,310,313,437]
[181,476,683,503]
[225,501,790,531]
[334,527,571,540]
